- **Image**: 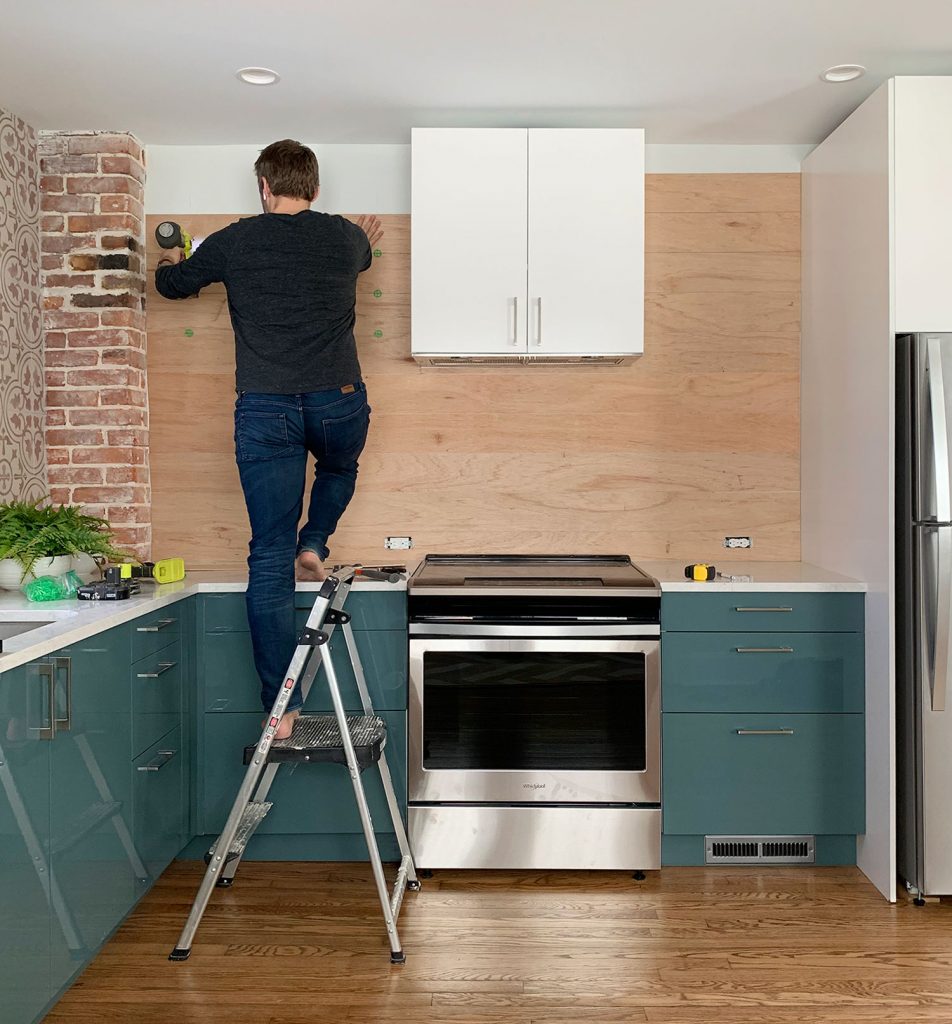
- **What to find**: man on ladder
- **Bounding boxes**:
[156,143,417,963]
[155,139,382,741]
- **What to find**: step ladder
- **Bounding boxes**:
[170,567,420,964]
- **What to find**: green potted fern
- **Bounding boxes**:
[0,501,127,589]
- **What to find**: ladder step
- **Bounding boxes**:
[205,801,272,865]
[243,714,387,769]
[50,800,123,856]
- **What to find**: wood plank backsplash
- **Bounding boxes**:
[145,173,800,569]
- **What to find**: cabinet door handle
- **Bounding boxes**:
[30,662,56,740]
[735,647,794,654]
[136,661,177,679]
[53,656,72,732]
[736,728,795,736]
[734,607,793,613]
[508,296,519,346]
[137,749,177,772]
[532,297,543,347]
[136,618,176,633]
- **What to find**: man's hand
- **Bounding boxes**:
[353,214,383,250]
[156,247,185,269]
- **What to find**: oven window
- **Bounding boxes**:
[422,651,646,771]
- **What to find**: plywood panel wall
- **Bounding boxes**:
[146,173,800,569]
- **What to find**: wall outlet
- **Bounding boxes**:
[385,536,413,550]
[724,536,752,549]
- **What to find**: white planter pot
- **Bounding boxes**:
[0,555,72,590]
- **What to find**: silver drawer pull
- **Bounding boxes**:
[735,647,794,654]
[136,618,176,633]
[136,661,177,679]
[137,749,177,772]
[736,728,795,736]
[735,607,793,613]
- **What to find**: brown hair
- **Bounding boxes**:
[254,140,320,200]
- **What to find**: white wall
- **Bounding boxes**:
[145,143,809,214]
[801,82,895,901]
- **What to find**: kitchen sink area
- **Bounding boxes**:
[0,619,55,650]
[0,609,78,653]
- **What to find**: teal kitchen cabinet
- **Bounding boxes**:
[661,590,866,866]
[48,626,141,994]
[0,661,54,1024]
[191,591,408,861]
[0,602,192,1024]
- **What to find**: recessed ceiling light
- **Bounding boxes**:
[236,67,280,86]
[821,64,866,83]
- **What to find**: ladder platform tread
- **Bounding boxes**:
[243,714,387,768]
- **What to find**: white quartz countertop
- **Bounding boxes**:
[0,569,407,674]
[637,559,866,593]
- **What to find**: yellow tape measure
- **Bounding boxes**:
[684,563,716,582]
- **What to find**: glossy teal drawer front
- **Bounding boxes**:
[203,591,407,633]
[662,592,864,633]
[200,710,406,836]
[293,590,407,631]
[203,629,407,713]
[132,639,183,757]
[133,726,186,891]
[662,713,865,836]
[202,593,250,633]
[662,631,865,712]
[131,608,182,660]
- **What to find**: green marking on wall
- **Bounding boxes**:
[184,328,194,337]
[373,289,382,298]
[373,249,382,258]
[373,330,383,338]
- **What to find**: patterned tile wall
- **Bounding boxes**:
[0,107,45,503]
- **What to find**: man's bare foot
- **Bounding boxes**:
[265,709,300,741]
[295,549,326,582]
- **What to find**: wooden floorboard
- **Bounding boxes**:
[44,863,952,1024]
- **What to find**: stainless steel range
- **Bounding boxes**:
[407,554,661,870]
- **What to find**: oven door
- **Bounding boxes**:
[408,637,659,804]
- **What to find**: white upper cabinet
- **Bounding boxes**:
[411,129,528,356]
[411,127,645,362]
[894,78,952,333]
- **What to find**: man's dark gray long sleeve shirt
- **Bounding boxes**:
[155,210,372,393]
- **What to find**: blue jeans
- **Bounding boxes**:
[234,384,370,713]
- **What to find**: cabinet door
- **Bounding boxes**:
[893,77,952,332]
[49,631,140,991]
[527,129,644,356]
[0,662,53,1024]
[412,128,528,355]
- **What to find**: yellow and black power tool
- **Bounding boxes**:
[684,563,716,582]
[155,220,193,259]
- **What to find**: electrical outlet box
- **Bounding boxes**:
[724,536,752,549]
[385,536,413,550]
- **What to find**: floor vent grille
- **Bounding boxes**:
[705,835,816,864]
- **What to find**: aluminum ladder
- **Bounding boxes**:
[169,566,420,964]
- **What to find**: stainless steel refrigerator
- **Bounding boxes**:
[897,333,952,899]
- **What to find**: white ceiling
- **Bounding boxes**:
[3,0,952,145]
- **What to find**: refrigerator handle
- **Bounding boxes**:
[927,337,952,523]
[927,527,951,712]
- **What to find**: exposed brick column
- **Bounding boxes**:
[38,132,150,559]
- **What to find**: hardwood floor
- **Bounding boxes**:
[46,863,952,1024]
